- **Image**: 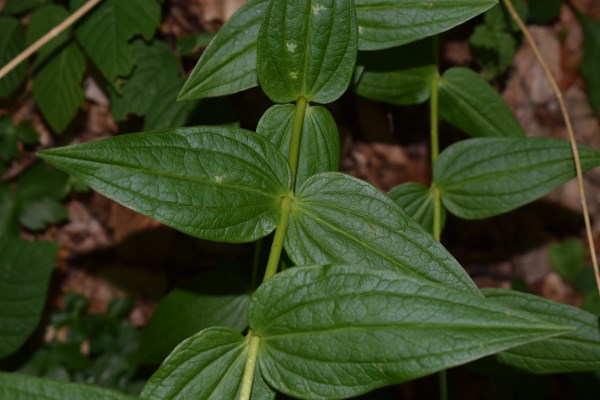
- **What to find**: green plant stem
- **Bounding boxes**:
[430,73,442,242]
[288,96,309,187]
[262,195,292,282]
[239,333,261,400]
[439,369,448,400]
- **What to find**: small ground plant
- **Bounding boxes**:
[2,0,600,399]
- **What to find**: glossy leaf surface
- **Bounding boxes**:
[434,138,600,219]
[388,182,445,235]
[0,17,26,98]
[257,0,358,103]
[257,104,340,190]
[439,67,525,137]
[0,372,137,399]
[484,289,600,373]
[251,264,569,399]
[179,0,268,100]
[142,327,246,399]
[39,127,292,243]
[285,173,479,294]
[355,0,497,50]
[75,0,160,82]
[0,237,57,358]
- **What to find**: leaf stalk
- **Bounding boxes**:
[239,333,262,400]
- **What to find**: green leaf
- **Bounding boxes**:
[354,39,437,105]
[0,371,138,399]
[16,162,70,202]
[434,138,600,219]
[580,14,600,118]
[251,264,570,399]
[483,289,600,373]
[111,40,181,121]
[355,0,497,50]
[26,5,70,66]
[548,238,586,283]
[285,172,479,294]
[257,104,340,190]
[32,42,86,133]
[388,182,445,235]
[0,237,57,358]
[39,127,292,243]
[141,327,273,400]
[0,17,26,98]
[3,0,48,15]
[257,0,358,103]
[143,79,198,131]
[178,0,268,100]
[75,0,160,83]
[0,117,19,161]
[138,282,250,365]
[176,32,215,56]
[18,197,68,231]
[439,67,525,137]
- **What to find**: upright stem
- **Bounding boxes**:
[288,96,309,187]
[239,334,261,400]
[240,97,309,399]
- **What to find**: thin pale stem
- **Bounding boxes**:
[430,73,442,243]
[0,0,103,80]
[239,334,261,400]
[503,0,600,295]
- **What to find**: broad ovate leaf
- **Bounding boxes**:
[354,39,437,105]
[388,182,445,234]
[142,327,273,400]
[251,264,570,399]
[434,137,600,219]
[257,104,340,190]
[142,327,246,399]
[484,289,600,373]
[39,127,292,243]
[0,372,137,400]
[179,0,268,100]
[0,17,26,98]
[75,0,160,82]
[257,0,358,103]
[439,67,525,137]
[285,172,479,294]
[355,0,497,50]
[0,237,57,358]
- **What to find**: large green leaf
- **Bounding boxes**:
[0,371,137,399]
[355,0,497,50]
[178,0,268,100]
[138,273,250,365]
[39,127,292,243]
[257,0,358,103]
[439,67,525,137]
[484,289,600,373]
[388,182,445,235]
[141,327,274,400]
[285,172,479,294]
[75,0,160,83]
[111,40,181,121]
[32,42,86,133]
[251,264,570,399]
[580,14,600,118]
[257,104,340,190]
[434,138,600,219]
[354,39,437,105]
[0,237,57,358]
[26,5,70,66]
[0,17,26,98]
